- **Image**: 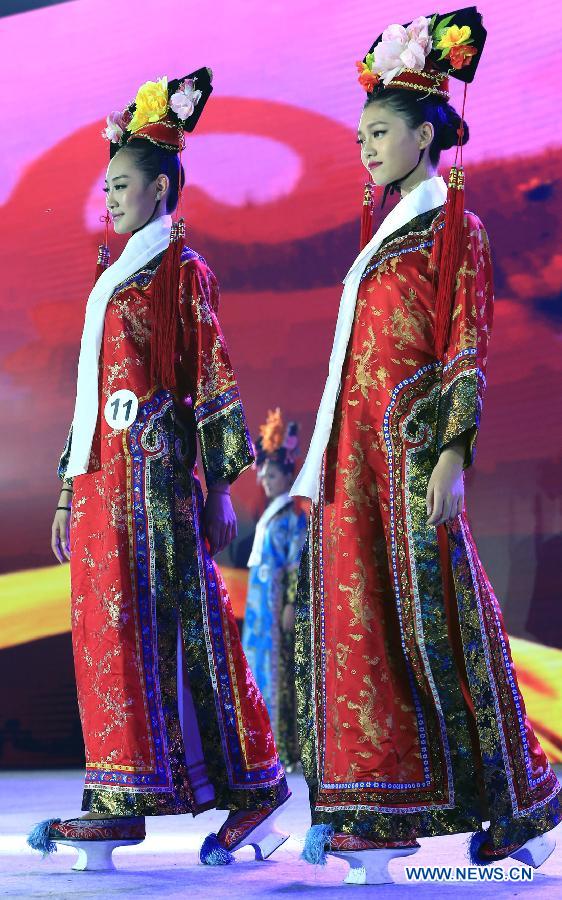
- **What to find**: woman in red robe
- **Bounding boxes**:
[28,68,289,871]
[292,9,560,885]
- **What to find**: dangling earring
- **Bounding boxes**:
[359,178,374,250]
[94,210,111,285]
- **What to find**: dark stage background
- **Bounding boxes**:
[1,0,561,768]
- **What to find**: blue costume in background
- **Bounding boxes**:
[243,492,307,767]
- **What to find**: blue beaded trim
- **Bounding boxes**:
[377,364,440,793]
[107,246,205,304]
[195,386,240,426]
[360,221,445,284]
[109,269,155,301]
[402,387,455,804]
[86,389,174,791]
[460,518,556,816]
[443,346,478,374]
[180,246,206,266]
[315,411,436,797]
[192,476,284,789]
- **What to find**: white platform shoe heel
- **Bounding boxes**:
[302,825,421,885]
[27,816,145,871]
[510,833,556,869]
[67,837,144,871]
[230,805,290,861]
[331,845,421,884]
[470,826,557,871]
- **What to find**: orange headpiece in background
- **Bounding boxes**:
[255,409,300,475]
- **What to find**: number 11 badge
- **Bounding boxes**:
[104,389,139,430]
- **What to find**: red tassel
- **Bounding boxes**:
[150,217,185,391]
[433,165,465,360]
[359,179,374,250]
[94,243,110,285]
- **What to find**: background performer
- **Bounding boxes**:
[243,409,307,770]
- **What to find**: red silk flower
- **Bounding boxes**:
[448,44,478,69]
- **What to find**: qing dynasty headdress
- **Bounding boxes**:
[255,409,300,475]
[102,68,213,157]
[356,8,486,101]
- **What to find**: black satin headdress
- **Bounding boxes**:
[358,8,487,102]
[107,67,213,159]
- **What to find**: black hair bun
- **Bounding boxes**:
[438,103,469,151]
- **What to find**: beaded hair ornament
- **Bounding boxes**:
[356,7,486,359]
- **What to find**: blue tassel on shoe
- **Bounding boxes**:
[468,828,491,866]
[27,819,61,856]
[301,824,334,865]
[199,833,235,866]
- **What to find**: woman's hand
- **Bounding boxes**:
[426,443,465,527]
[51,508,71,563]
[203,483,237,556]
[281,604,296,633]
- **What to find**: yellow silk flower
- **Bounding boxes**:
[436,24,472,50]
[129,76,169,133]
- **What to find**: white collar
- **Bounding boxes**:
[344,175,447,284]
[290,176,447,503]
[247,492,293,568]
[66,215,173,477]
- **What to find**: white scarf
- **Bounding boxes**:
[247,492,293,568]
[291,175,447,503]
[66,215,173,477]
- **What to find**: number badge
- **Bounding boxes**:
[104,389,139,430]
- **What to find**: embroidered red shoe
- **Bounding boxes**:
[330,833,420,852]
[199,791,292,865]
[470,827,557,869]
[27,816,145,871]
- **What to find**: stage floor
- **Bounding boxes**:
[1,769,561,899]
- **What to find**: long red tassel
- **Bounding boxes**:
[434,84,468,360]
[359,179,374,250]
[94,212,111,284]
[148,134,185,391]
[150,217,185,391]
[433,165,465,359]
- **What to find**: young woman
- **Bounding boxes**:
[242,410,307,770]
[291,10,561,885]
[28,69,289,871]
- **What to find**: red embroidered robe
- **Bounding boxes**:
[59,248,287,815]
[296,207,561,853]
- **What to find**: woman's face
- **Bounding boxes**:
[104,149,168,235]
[357,101,432,187]
[259,460,292,500]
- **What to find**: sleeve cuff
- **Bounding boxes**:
[195,387,255,485]
[437,367,484,468]
[57,426,73,482]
